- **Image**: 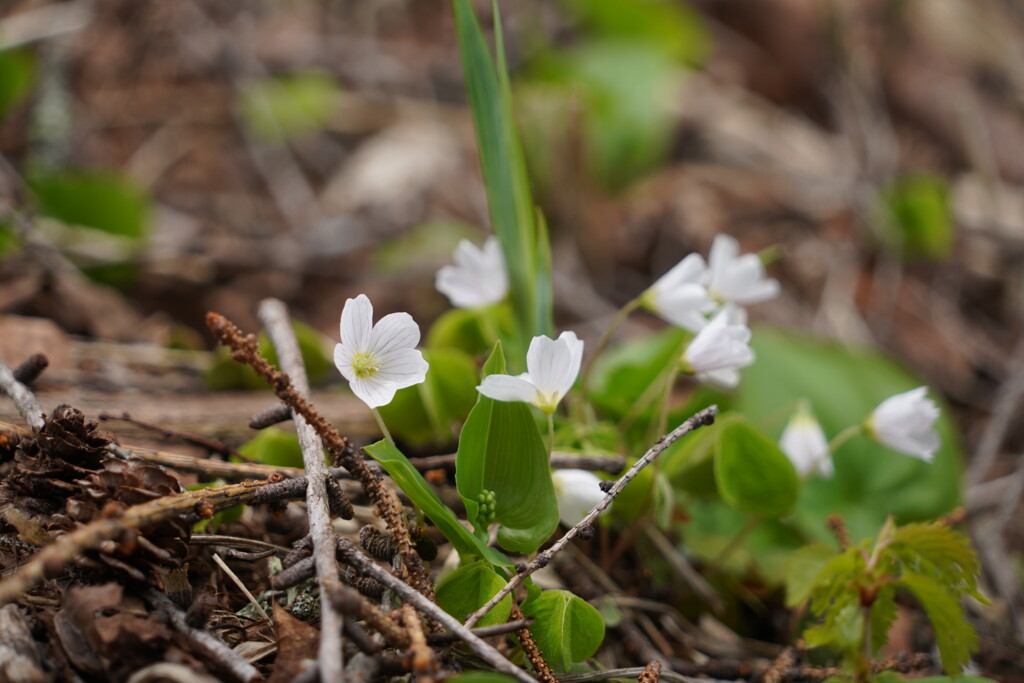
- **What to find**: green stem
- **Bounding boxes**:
[708,515,762,572]
[829,424,864,454]
[546,412,555,461]
[656,363,682,439]
[580,296,643,394]
[476,306,502,346]
[619,337,690,434]
[371,408,394,444]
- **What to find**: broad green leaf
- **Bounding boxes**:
[899,571,978,674]
[911,677,997,683]
[784,544,838,607]
[876,174,953,261]
[239,71,340,143]
[522,590,605,673]
[378,348,479,447]
[661,422,718,497]
[869,583,899,655]
[435,560,512,627]
[0,49,36,119]
[238,427,305,469]
[452,0,552,357]
[364,439,510,566]
[456,343,559,554]
[714,415,799,518]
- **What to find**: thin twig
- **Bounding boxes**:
[335,538,536,683]
[99,412,252,461]
[212,553,270,622]
[967,338,1024,487]
[205,311,433,597]
[0,361,44,430]
[0,477,307,605]
[259,298,345,683]
[557,668,726,683]
[464,406,718,629]
[425,618,532,644]
[145,589,261,683]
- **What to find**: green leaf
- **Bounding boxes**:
[661,422,718,497]
[784,544,838,607]
[204,322,332,391]
[899,571,979,675]
[562,0,709,65]
[714,415,799,518]
[876,174,954,261]
[910,677,998,683]
[452,0,552,357]
[30,169,149,241]
[238,427,305,469]
[0,49,36,119]
[869,583,899,655]
[522,590,605,673]
[888,523,983,600]
[378,348,479,447]
[238,71,341,143]
[364,439,510,566]
[455,343,559,554]
[436,560,513,627]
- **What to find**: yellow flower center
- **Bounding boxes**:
[351,352,380,379]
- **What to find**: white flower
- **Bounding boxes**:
[551,468,605,527]
[641,253,714,332]
[706,234,780,307]
[435,237,508,309]
[680,310,754,388]
[477,331,584,414]
[333,294,429,409]
[780,403,832,478]
[867,387,940,462]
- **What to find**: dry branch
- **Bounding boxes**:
[464,406,718,629]
[0,361,44,431]
[258,298,346,683]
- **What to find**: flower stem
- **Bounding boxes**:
[580,296,643,394]
[546,412,555,462]
[371,408,394,444]
[476,306,502,347]
[656,361,683,438]
[829,424,864,454]
[708,515,762,572]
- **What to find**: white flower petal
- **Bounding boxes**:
[369,312,421,356]
[552,469,605,527]
[435,237,508,309]
[653,253,707,292]
[697,367,741,388]
[349,375,401,409]
[526,332,583,400]
[684,311,754,374]
[478,374,539,404]
[375,347,429,386]
[780,406,832,478]
[870,387,940,462]
[333,343,355,382]
[706,234,779,307]
[340,294,373,349]
[708,234,739,288]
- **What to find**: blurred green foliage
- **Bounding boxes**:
[0,48,36,119]
[205,320,333,390]
[238,71,341,144]
[875,174,954,260]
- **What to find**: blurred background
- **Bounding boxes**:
[1,0,1023,674]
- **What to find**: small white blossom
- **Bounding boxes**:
[477,331,584,413]
[641,253,714,332]
[867,387,940,462]
[552,468,605,527]
[706,234,780,307]
[780,403,832,478]
[435,237,508,309]
[333,294,429,409]
[681,311,754,388]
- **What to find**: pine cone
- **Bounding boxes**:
[0,405,191,584]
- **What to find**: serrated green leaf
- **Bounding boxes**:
[898,571,978,675]
[804,591,862,656]
[455,342,559,553]
[714,415,799,518]
[784,544,839,607]
[869,583,899,655]
[436,560,513,627]
[888,523,984,600]
[522,590,605,673]
[364,439,510,566]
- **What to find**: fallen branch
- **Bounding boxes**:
[0,361,44,431]
[0,477,307,605]
[335,538,536,683]
[258,298,346,683]
[464,406,718,629]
